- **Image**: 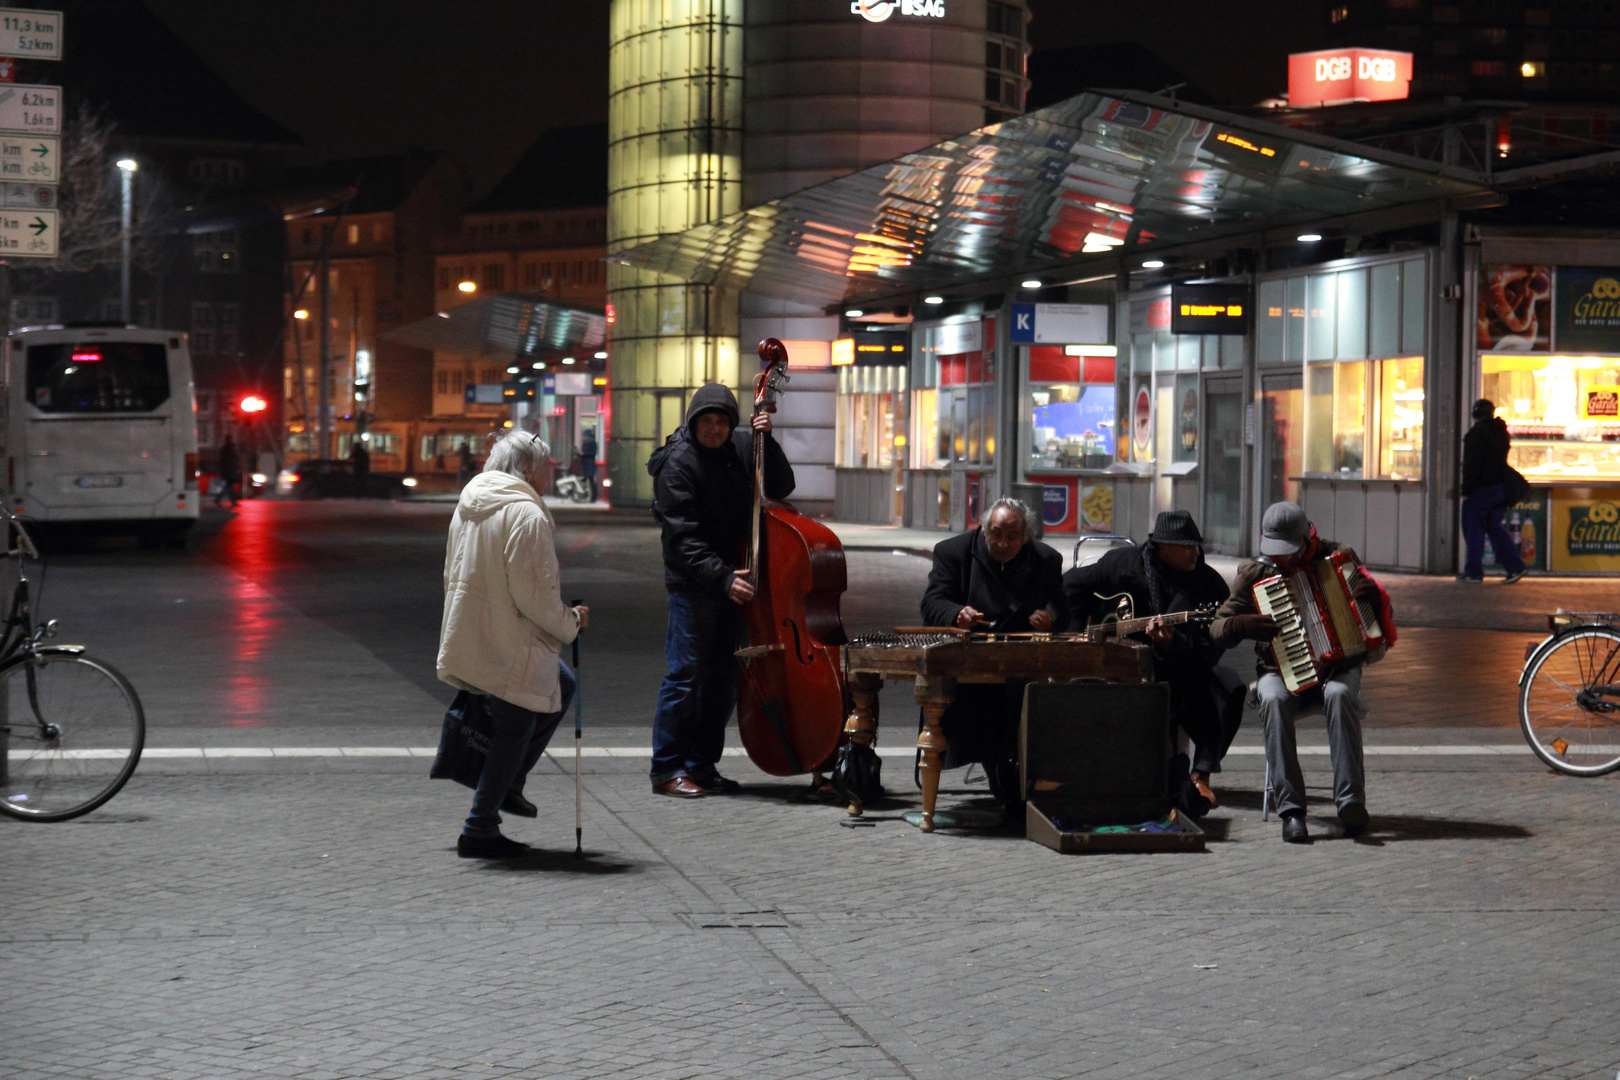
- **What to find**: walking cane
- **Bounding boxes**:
[570,598,584,858]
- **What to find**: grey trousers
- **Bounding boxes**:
[1257,667,1366,818]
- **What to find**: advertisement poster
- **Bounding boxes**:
[1031,384,1115,467]
[1041,482,1072,531]
[1078,482,1114,533]
[1132,386,1152,459]
[1478,264,1551,352]
[1555,267,1620,354]
[1548,487,1620,572]
[1483,489,1548,573]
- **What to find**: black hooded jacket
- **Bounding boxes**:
[648,383,796,596]
[1461,415,1512,496]
[920,529,1068,633]
[1062,543,1229,672]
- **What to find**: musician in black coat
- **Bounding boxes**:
[1063,510,1236,814]
[919,497,1068,806]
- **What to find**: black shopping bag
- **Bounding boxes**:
[430,690,491,789]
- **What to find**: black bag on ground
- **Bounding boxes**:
[1503,465,1530,507]
[430,690,491,789]
[829,740,883,805]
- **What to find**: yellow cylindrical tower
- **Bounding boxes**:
[606,0,746,506]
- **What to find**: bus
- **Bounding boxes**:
[2,325,199,545]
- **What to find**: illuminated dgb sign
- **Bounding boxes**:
[851,0,944,22]
[1288,48,1412,107]
[1171,283,1251,335]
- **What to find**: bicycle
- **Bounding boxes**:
[0,507,145,821]
[1518,609,1620,777]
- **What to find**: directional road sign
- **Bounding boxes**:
[0,133,54,181]
[0,206,57,257]
[0,9,61,61]
[0,84,59,135]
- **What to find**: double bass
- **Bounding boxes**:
[735,338,850,776]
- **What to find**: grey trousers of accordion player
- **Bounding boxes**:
[1257,667,1366,819]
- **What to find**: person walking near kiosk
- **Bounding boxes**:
[1461,398,1529,584]
[437,431,588,859]
[646,383,794,798]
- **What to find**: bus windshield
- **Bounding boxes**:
[27,342,171,413]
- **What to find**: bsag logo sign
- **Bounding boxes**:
[851,0,945,22]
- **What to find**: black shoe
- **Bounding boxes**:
[1281,812,1311,844]
[691,768,740,794]
[1503,570,1527,585]
[1338,802,1369,838]
[457,833,532,859]
[500,791,537,818]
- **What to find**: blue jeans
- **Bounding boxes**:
[1462,483,1526,579]
[650,590,742,784]
[463,660,575,838]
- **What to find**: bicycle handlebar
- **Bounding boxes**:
[0,504,40,560]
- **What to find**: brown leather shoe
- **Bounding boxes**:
[1191,772,1218,809]
[653,776,706,799]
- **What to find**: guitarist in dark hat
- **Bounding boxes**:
[1063,510,1238,814]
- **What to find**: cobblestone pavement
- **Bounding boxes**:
[1,503,1617,1079]
[4,752,1617,1080]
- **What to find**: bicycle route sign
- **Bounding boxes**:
[0,9,61,61]
[0,83,58,135]
[0,206,57,257]
[0,133,56,182]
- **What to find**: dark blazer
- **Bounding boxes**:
[920,529,1068,633]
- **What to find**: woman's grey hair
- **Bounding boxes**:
[980,496,1033,532]
[482,430,551,479]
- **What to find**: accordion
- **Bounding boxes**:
[1252,550,1387,693]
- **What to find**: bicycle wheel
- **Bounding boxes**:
[0,652,145,821]
[1519,626,1620,777]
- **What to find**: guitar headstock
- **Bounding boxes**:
[754,338,792,413]
[1189,603,1219,624]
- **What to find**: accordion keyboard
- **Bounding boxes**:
[1254,575,1323,693]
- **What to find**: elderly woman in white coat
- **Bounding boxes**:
[438,431,589,859]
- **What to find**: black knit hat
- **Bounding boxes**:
[1472,398,1496,421]
[1148,510,1203,545]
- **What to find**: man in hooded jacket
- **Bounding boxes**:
[1461,398,1528,584]
[1062,510,1237,814]
[646,383,795,798]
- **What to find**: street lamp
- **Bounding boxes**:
[116,159,137,324]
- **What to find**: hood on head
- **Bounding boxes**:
[685,383,741,437]
[457,470,540,522]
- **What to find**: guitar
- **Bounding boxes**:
[1079,603,1219,643]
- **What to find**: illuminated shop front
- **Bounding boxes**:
[1473,252,1620,572]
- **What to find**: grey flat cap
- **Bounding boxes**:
[1260,501,1309,557]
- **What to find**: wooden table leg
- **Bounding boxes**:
[842,671,883,816]
[914,676,954,833]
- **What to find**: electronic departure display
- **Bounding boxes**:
[1171,283,1252,335]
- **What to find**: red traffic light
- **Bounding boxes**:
[239,394,269,414]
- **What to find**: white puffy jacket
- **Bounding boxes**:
[437,471,580,712]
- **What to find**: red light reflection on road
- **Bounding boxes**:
[218,501,280,726]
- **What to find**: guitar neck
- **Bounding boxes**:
[1086,609,1196,640]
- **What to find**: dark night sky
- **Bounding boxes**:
[137,1,1324,195]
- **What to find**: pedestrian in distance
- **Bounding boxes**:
[437,430,589,859]
[646,382,793,798]
[456,441,476,488]
[216,436,241,508]
[580,429,598,502]
[348,438,370,483]
[1460,398,1529,584]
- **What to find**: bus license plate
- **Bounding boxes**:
[75,476,123,488]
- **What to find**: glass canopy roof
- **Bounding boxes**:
[385,293,607,360]
[611,91,1491,309]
